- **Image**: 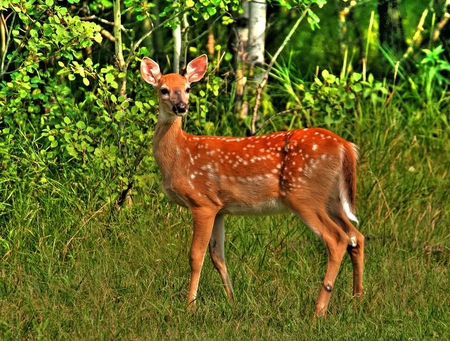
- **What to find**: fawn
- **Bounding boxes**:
[140,54,364,316]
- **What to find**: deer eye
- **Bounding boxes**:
[185,87,191,94]
[160,88,169,95]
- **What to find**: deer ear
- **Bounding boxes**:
[185,54,208,83]
[141,57,161,86]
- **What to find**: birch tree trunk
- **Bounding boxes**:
[173,14,182,73]
[173,7,189,73]
[235,0,250,119]
[234,0,267,133]
[248,0,266,85]
[248,0,267,134]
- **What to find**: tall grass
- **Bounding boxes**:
[1,73,449,340]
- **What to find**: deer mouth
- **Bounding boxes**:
[173,103,188,116]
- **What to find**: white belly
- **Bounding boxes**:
[220,197,290,216]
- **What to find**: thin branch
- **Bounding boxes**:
[401,9,428,61]
[254,107,303,135]
[127,10,189,69]
[100,28,115,42]
[113,0,126,98]
[433,13,450,41]
[250,5,311,135]
[0,13,11,76]
[80,14,127,31]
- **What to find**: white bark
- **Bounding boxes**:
[173,22,181,73]
[248,0,266,83]
[235,1,250,118]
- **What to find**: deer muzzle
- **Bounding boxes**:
[173,102,187,115]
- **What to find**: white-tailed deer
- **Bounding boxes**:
[140,54,364,316]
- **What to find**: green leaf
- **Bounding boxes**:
[352,83,362,93]
[222,16,234,25]
[206,7,217,16]
[344,97,355,109]
[94,33,102,44]
[351,72,362,82]
[324,116,334,125]
[76,121,86,129]
[105,73,115,83]
[135,101,143,109]
[114,111,125,121]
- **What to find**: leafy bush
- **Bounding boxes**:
[0,3,159,222]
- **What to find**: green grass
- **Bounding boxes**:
[1,103,449,340]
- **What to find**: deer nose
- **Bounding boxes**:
[173,103,187,115]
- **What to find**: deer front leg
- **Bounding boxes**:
[187,207,218,311]
[209,214,234,303]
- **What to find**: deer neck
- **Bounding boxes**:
[152,114,186,180]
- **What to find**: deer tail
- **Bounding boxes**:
[340,142,358,224]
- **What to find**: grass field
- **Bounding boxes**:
[1,101,449,340]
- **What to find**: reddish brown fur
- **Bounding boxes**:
[141,55,364,317]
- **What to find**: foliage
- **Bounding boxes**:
[265,55,391,131]
[0,0,449,338]
[409,45,450,106]
[0,93,449,338]
[0,2,157,215]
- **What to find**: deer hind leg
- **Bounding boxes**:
[328,204,364,298]
[209,214,234,303]
[289,203,349,317]
[188,207,218,310]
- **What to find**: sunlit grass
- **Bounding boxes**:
[1,92,449,339]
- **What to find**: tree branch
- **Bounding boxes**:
[126,10,187,69]
[113,0,126,98]
[433,13,450,41]
[80,14,127,32]
[401,9,428,62]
